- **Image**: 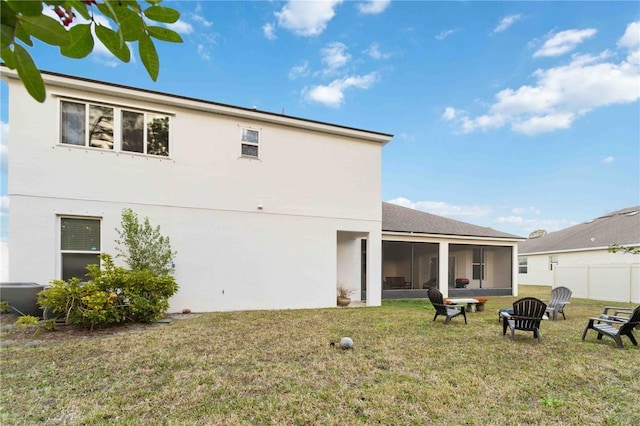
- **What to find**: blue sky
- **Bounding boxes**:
[1,0,639,242]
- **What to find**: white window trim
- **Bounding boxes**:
[57,215,102,281]
[239,125,261,159]
[57,97,173,159]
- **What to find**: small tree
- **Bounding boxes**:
[529,229,547,238]
[115,208,176,276]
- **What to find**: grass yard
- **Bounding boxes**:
[1,285,638,425]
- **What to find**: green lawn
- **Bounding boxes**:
[1,286,638,425]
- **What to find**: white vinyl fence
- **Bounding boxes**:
[554,264,640,303]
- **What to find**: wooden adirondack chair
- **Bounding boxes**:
[427,287,467,325]
[545,286,572,321]
[582,305,640,349]
[501,297,547,341]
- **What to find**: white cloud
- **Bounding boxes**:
[618,21,640,65]
[365,42,391,60]
[358,0,390,15]
[304,72,378,107]
[493,14,522,33]
[190,14,213,28]
[617,21,640,50]
[387,197,492,218]
[442,107,457,121]
[512,206,542,215]
[444,27,640,136]
[167,20,194,35]
[288,61,309,80]
[435,29,456,41]
[263,22,276,40]
[495,216,524,225]
[602,156,615,164]
[320,42,351,75]
[197,44,210,61]
[511,113,574,134]
[275,0,343,37]
[399,132,415,142]
[533,28,597,58]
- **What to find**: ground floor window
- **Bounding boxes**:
[60,217,101,281]
[519,257,528,274]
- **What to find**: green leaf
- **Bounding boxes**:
[95,2,117,22]
[60,23,93,59]
[146,26,182,43]
[0,1,17,26]
[67,0,91,21]
[13,21,34,46]
[1,23,13,49]
[95,24,130,62]
[13,44,45,102]
[114,6,144,42]
[1,46,15,69]
[143,5,179,24]
[6,0,43,16]
[138,33,158,81]
[20,14,70,47]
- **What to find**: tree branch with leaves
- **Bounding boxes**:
[1,0,183,102]
[608,243,640,255]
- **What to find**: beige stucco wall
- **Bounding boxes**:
[4,72,388,312]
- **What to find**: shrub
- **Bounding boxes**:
[15,315,39,327]
[38,254,179,328]
[88,255,178,323]
[37,277,122,329]
[0,300,10,314]
[115,208,176,276]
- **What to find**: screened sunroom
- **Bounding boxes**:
[371,203,524,300]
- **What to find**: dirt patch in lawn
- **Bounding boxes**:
[0,312,199,345]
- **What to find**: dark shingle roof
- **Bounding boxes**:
[519,206,640,254]
[382,202,523,240]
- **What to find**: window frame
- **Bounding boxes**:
[472,247,485,280]
[519,257,528,274]
[240,126,260,159]
[549,255,558,271]
[58,216,102,282]
[58,97,172,158]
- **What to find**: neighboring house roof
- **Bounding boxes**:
[519,206,640,254]
[382,202,524,240]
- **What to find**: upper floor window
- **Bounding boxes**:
[519,257,528,274]
[60,100,170,157]
[61,101,114,149]
[241,128,259,158]
[122,110,170,156]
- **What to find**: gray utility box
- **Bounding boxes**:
[0,282,48,317]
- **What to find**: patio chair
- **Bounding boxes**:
[544,286,572,321]
[582,305,640,349]
[501,297,547,341]
[599,306,639,328]
[427,287,467,324]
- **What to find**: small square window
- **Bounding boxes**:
[241,128,259,158]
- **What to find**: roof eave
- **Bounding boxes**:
[0,66,393,144]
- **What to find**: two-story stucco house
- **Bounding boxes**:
[1,68,393,312]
